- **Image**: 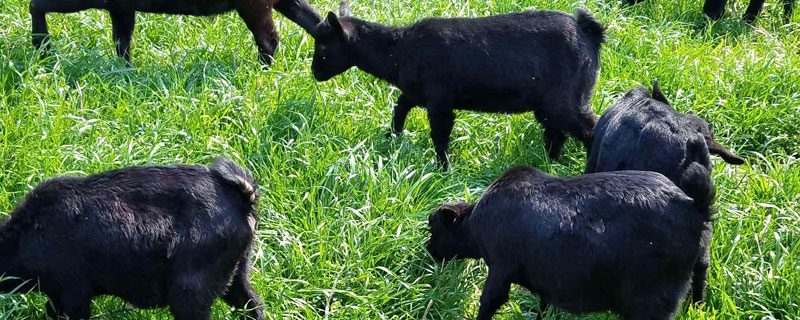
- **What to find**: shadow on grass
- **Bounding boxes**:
[690,17,755,44]
[0,32,266,96]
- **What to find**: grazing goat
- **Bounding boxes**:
[311,2,604,170]
[427,166,714,319]
[0,158,263,320]
[30,0,322,63]
[585,82,744,304]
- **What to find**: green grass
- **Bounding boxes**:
[0,0,798,318]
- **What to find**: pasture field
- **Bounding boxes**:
[0,0,798,318]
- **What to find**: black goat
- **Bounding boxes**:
[703,0,795,22]
[627,0,795,22]
[311,2,604,170]
[427,166,714,319]
[0,158,263,320]
[30,0,322,63]
[585,82,744,304]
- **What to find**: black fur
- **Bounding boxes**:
[586,82,744,303]
[311,3,604,170]
[30,0,322,63]
[0,158,264,320]
[427,166,711,319]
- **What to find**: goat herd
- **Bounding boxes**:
[1,0,777,319]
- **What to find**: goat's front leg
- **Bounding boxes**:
[274,0,323,35]
[45,289,92,320]
[476,267,512,320]
[535,299,551,320]
[110,10,135,63]
[388,93,415,138]
[236,0,278,64]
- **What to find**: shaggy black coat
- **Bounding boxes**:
[585,82,744,304]
[427,166,713,320]
[311,2,604,170]
[30,0,322,63]
[0,158,263,320]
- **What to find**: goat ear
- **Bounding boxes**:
[706,139,745,165]
[437,203,466,225]
[326,12,345,36]
[651,81,671,105]
[339,1,351,17]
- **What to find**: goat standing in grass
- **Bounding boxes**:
[30,0,322,64]
[427,166,714,320]
[0,158,263,320]
[586,82,744,305]
[310,2,604,170]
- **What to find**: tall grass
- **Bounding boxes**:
[0,0,798,318]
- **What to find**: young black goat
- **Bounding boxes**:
[585,82,744,304]
[627,0,795,22]
[311,2,604,170]
[30,0,322,63]
[427,166,713,319]
[0,158,263,320]
[703,0,795,22]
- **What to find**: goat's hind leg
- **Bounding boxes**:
[29,0,104,52]
[691,225,713,303]
[222,256,265,320]
[621,302,674,320]
[168,272,217,320]
[622,285,684,320]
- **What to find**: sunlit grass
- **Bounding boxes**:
[0,0,798,318]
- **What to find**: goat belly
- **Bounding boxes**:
[452,91,531,113]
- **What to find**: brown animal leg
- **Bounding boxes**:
[236,0,279,64]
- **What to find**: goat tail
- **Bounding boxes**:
[574,8,606,49]
[679,162,716,220]
[210,157,259,211]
